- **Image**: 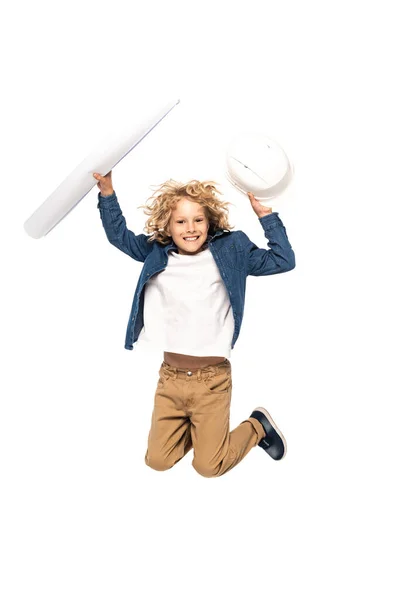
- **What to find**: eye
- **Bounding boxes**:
[177,219,203,223]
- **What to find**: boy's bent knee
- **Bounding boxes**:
[192,460,222,478]
[145,453,173,472]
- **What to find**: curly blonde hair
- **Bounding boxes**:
[137,179,235,245]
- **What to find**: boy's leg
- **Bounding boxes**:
[145,363,193,471]
[189,360,266,477]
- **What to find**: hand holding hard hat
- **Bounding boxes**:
[247,192,273,218]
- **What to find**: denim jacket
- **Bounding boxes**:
[97,191,296,351]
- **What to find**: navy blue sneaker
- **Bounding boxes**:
[250,407,287,460]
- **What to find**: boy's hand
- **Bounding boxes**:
[247,192,273,218]
[93,171,114,196]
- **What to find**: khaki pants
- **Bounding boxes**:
[145,359,266,477]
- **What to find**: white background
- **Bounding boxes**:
[1,1,399,598]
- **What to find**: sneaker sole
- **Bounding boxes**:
[254,406,287,459]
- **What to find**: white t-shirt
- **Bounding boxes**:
[136,245,235,357]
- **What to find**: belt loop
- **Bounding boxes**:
[197,368,202,382]
[164,363,178,380]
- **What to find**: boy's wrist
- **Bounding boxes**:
[100,189,115,198]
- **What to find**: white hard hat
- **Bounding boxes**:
[225,132,294,201]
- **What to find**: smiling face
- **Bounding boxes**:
[166,198,210,255]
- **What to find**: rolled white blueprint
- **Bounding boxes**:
[24,98,181,238]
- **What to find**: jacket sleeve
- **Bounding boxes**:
[97,191,153,263]
[241,212,296,276]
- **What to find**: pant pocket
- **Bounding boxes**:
[199,370,232,395]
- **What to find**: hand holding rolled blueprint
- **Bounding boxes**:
[24,99,180,239]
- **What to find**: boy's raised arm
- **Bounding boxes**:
[97,191,152,263]
[241,212,296,277]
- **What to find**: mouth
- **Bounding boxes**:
[183,236,200,243]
